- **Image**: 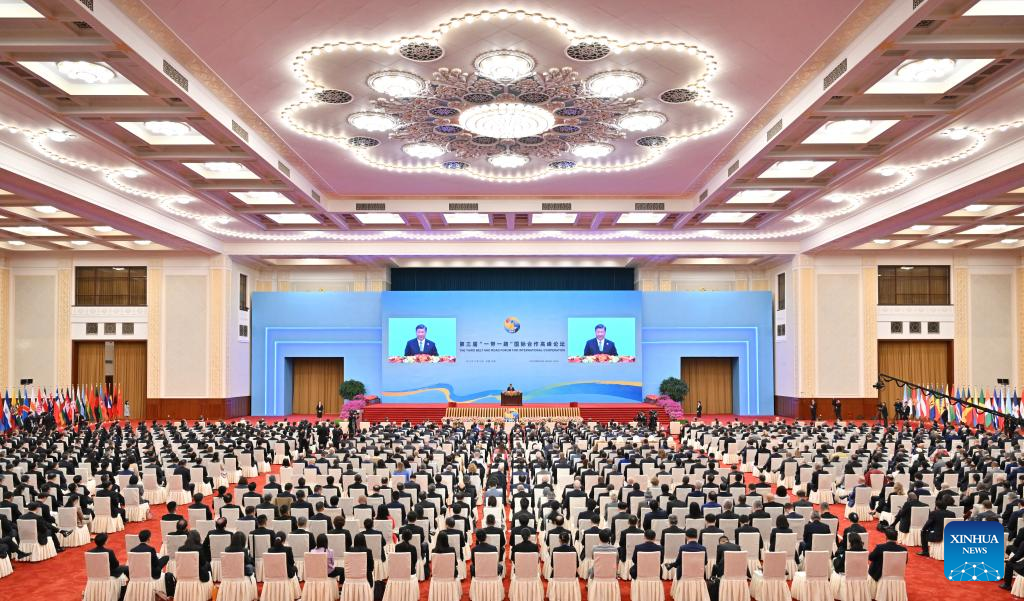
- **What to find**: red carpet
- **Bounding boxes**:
[0,420,1009,601]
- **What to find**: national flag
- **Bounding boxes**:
[962,388,974,427]
[0,392,11,433]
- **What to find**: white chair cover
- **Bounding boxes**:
[260,552,301,601]
[175,551,213,601]
[219,552,258,601]
[838,552,871,601]
[510,551,544,601]
[302,552,341,601]
[718,551,750,601]
[340,552,373,601]
[84,552,122,601]
[751,551,789,601]
[791,551,829,601]
[630,551,664,601]
[17,519,57,562]
[0,555,12,579]
[548,551,581,601]
[671,552,709,601]
[587,553,621,601]
[124,551,167,601]
[874,552,907,601]
[1012,573,1024,598]
[428,553,461,601]
[469,552,504,601]
[91,497,125,534]
[58,507,91,547]
[381,552,416,601]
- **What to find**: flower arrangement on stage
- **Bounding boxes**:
[387,354,457,364]
[650,394,685,420]
[339,394,377,418]
[567,354,636,363]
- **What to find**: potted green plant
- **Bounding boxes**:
[658,376,688,403]
[338,379,366,401]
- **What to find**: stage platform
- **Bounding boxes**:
[360,402,671,424]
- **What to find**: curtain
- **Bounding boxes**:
[291,358,344,415]
[75,342,105,389]
[390,268,635,291]
[114,342,147,420]
[681,357,735,414]
[877,340,951,410]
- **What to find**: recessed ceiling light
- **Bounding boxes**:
[961,224,1017,235]
[873,239,891,244]
[726,190,789,204]
[531,213,578,225]
[1001,238,1020,244]
[944,127,970,141]
[963,204,990,212]
[936,239,955,244]
[7,240,25,246]
[265,213,319,225]
[366,71,424,97]
[572,143,614,159]
[116,121,213,145]
[586,71,644,98]
[70,240,90,246]
[92,225,114,233]
[702,212,755,224]
[617,111,666,132]
[487,152,531,169]
[2,226,62,236]
[616,212,665,225]
[964,0,1024,15]
[461,103,554,139]
[143,121,193,137]
[900,266,915,271]
[866,58,994,94]
[911,224,931,231]
[46,130,72,142]
[443,213,490,225]
[133,240,153,246]
[183,162,259,180]
[0,0,44,18]
[354,213,405,225]
[402,142,446,159]
[33,205,59,214]
[802,119,899,144]
[347,111,400,132]
[57,60,115,84]
[230,191,293,205]
[473,50,535,83]
[758,160,834,178]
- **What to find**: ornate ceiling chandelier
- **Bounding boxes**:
[279,7,736,182]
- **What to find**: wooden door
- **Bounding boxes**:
[681,357,735,414]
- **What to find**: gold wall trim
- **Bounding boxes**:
[147,264,163,398]
[796,265,816,397]
[208,266,226,398]
[862,266,878,396]
[56,267,72,385]
[953,266,969,385]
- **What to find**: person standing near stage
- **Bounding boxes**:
[347,410,358,437]
[832,398,842,421]
[809,399,818,422]
[316,400,325,420]
[877,400,888,427]
[696,400,703,419]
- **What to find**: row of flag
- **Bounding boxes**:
[899,384,1020,429]
[0,384,123,432]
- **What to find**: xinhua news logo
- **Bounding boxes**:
[944,520,1004,582]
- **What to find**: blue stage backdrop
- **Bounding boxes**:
[251,290,773,415]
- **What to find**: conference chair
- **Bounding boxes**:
[630,551,664,601]
[928,517,959,560]
[846,487,872,521]
[896,507,928,547]
[124,488,150,523]
[209,532,231,582]
[124,551,167,601]
[548,551,581,601]
[873,552,907,601]
[340,552,372,601]
[167,474,191,506]
[142,473,167,505]
[288,533,311,581]
[750,551,790,601]
[808,475,833,505]
[428,552,460,601]
[58,506,90,547]
[835,551,870,601]
[738,531,762,575]
[83,552,122,601]
[17,518,57,561]
[791,551,830,601]
[302,552,341,601]
[91,496,125,534]
[469,552,503,601]
[671,551,709,601]
[587,552,620,601]
[260,552,300,601]
[380,552,415,601]
[174,551,213,601]
[0,547,11,579]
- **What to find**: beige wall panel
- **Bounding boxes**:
[163,275,208,396]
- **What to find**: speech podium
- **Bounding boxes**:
[500,390,523,406]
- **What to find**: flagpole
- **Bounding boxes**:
[876,373,1013,425]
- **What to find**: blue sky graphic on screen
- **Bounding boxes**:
[386,317,457,362]
[566,317,637,361]
[944,520,1004,581]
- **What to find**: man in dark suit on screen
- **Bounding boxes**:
[404,324,439,356]
[582,323,618,356]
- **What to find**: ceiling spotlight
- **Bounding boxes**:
[133,240,152,246]
[878,166,898,177]
[460,102,555,139]
[585,71,645,98]
[873,239,891,244]
[56,60,115,84]
[487,152,530,169]
[366,71,424,97]
[202,162,245,173]
[7,240,25,247]
[944,127,970,140]
[347,111,399,132]
[120,168,142,178]
[895,58,956,83]
[70,240,90,246]
[473,49,535,83]
[572,142,614,159]
[143,121,193,137]
[617,111,666,132]
[936,238,955,244]
[33,205,59,214]
[46,130,72,142]
[402,142,446,159]
[911,224,931,231]
[963,204,990,212]
[92,226,114,233]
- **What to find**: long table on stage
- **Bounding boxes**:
[500,391,523,406]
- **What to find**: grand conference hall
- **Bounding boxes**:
[2,1,1024,601]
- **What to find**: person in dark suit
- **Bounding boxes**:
[130,529,171,585]
[917,501,955,558]
[800,511,831,553]
[510,528,540,564]
[629,529,663,579]
[695,400,703,419]
[868,528,906,581]
[179,530,212,583]
[582,324,618,356]
[87,533,128,578]
[394,529,420,578]
[316,401,325,420]
[265,531,297,579]
[506,384,515,392]
[809,399,818,422]
[403,324,439,356]
[664,529,705,579]
[711,535,742,579]
[832,398,842,421]
[877,401,889,427]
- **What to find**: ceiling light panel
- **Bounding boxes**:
[183,162,259,179]
[758,160,834,178]
[802,120,899,144]
[2,226,63,236]
[230,191,293,205]
[0,0,44,18]
[702,212,755,224]
[265,213,320,225]
[865,58,995,94]
[726,190,789,204]
[531,213,578,225]
[964,0,1024,15]
[960,224,1019,235]
[442,213,490,224]
[616,212,665,224]
[354,213,405,225]
[117,121,213,145]
[18,61,147,96]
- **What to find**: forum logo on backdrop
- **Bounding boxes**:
[944,520,1004,581]
[503,317,521,333]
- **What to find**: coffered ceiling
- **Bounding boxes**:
[0,0,1021,263]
